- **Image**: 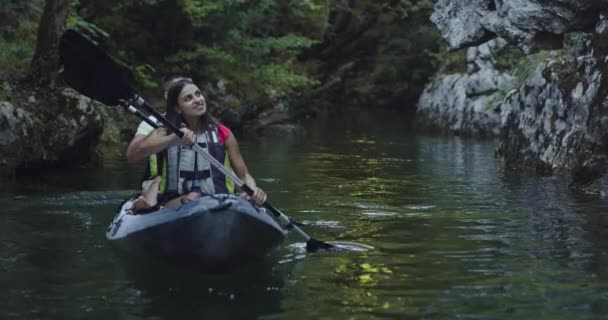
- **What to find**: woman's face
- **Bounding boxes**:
[176,84,207,117]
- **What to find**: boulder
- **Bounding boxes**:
[0,87,103,175]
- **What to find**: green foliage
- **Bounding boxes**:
[246,34,317,56]
[563,32,588,51]
[426,46,467,75]
[180,0,226,27]
[72,0,326,102]
[321,0,444,94]
[2,0,444,109]
[69,20,110,40]
[0,1,42,81]
[28,0,442,107]
[254,63,319,92]
[0,20,37,79]
[167,45,236,68]
[512,51,552,83]
[495,44,567,95]
[133,64,158,89]
[493,33,589,95]
[0,35,35,79]
[494,45,525,73]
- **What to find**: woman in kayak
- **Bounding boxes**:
[127,78,267,209]
[126,75,187,210]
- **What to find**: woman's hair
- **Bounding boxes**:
[161,74,192,94]
[165,79,214,129]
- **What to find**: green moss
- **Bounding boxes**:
[0,81,13,101]
[495,33,589,95]
[97,104,132,146]
[427,45,467,75]
[494,48,556,99]
[494,45,526,73]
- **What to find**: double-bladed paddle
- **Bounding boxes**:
[59,29,339,252]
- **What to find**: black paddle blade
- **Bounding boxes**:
[59,29,135,105]
[306,238,341,252]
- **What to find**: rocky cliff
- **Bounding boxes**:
[0,88,104,175]
[430,0,603,54]
[420,0,608,194]
[417,38,514,136]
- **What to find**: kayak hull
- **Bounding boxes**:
[106,194,286,272]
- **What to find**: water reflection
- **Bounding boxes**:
[2,108,608,319]
[1,192,294,320]
[111,256,287,320]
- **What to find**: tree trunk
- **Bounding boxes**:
[30,0,69,86]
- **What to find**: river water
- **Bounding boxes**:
[2,109,608,319]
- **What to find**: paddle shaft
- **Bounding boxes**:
[125,99,313,242]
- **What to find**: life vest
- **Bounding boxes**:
[144,123,235,197]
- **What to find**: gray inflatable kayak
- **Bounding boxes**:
[106,194,286,272]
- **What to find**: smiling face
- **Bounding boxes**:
[175,84,207,117]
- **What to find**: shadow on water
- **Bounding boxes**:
[110,251,288,320]
[0,191,294,320]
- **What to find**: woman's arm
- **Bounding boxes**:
[126,128,180,162]
[225,132,267,204]
[126,134,146,163]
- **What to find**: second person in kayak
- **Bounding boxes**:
[129,78,267,207]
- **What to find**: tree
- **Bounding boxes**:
[30,0,69,86]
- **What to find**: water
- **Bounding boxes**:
[2,109,608,319]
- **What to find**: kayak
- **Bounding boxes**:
[106,194,286,272]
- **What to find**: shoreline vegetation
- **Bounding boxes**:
[0,0,442,174]
[2,0,608,195]
[0,1,440,166]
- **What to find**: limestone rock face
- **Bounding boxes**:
[417,39,514,136]
[496,31,608,190]
[431,0,604,53]
[0,101,35,169]
[428,0,608,192]
[425,2,608,193]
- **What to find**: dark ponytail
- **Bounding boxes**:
[165,79,192,127]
